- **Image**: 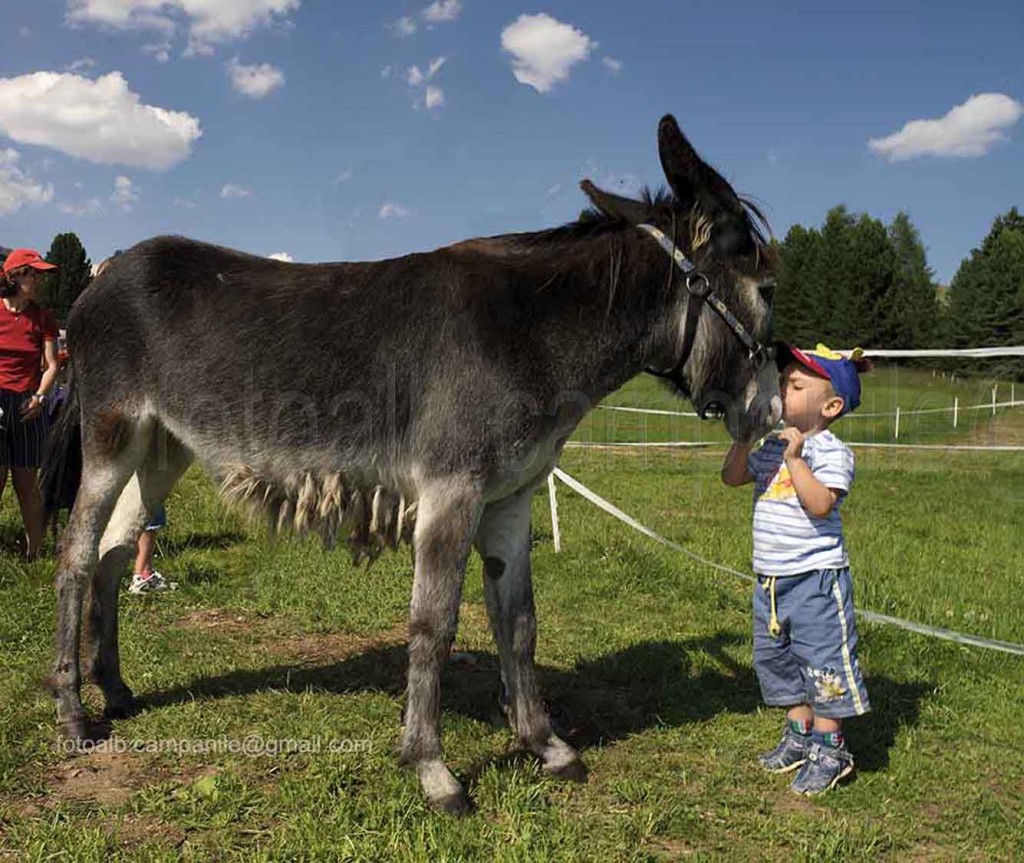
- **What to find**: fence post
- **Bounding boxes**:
[953,397,958,429]
[894,406,901,441]
[992,386,998,417]
[548,472,561,553]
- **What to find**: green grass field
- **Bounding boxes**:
[0,368,1022,861]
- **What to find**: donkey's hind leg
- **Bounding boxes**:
[474,485,586,782]
[84,431,193,719]
[50,415,152,740]
[400,476,483,815]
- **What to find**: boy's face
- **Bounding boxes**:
[780,363,845,432]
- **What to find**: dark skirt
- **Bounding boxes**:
[0,388,48,469]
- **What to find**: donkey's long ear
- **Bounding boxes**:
[580,179,649,225]
[658,115,753,254]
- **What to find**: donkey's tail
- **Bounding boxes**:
[39,367,82,528]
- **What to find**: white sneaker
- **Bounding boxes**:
[127,570,177,594]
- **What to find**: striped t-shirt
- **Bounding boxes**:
[747,430,855,576]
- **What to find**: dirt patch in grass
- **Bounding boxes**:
[112,813,188,851]
[175,608,259,636]
[647,836,699,859]
[174,607,408,663]
[267,623,408,666]
[48,749,219,806]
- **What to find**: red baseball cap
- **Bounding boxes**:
[2,248,57,275]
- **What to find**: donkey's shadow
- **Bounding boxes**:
[139,631,927,774]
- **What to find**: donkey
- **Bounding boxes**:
[42,115,781,814]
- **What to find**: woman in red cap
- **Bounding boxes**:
[0,248,60,559]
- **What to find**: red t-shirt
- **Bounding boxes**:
[0,302,59,393]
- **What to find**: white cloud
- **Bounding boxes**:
[425,85,444,111]
[66,0,301,54]
[226,57,284,98]
[379,202,410,219]
[268,251,292,261]
[601,56,622,74]
[501,13,595,94]
[220,183,251,198]
[391,16,417,37]
[141,41,171,62]
[58,196,104,216]
[406,56,447,111]
[173,195,196,208]
[111,174,138,208]
[0,148,55,215]
[0,71,201,170]
[422,0,461,23]
[380,65,394,79]
[868,93,1024,162]
[333,170,353,184]
[65,56,97,73]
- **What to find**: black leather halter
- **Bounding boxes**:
[638,223,774,414]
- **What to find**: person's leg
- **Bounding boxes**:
[753,576,811,772]
[9,398,50,559]
[134,529,155,576]
[789,568,868,795]
[10,467,44,559]
[127,505,172,592]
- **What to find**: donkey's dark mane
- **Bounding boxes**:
[516,185,772,259]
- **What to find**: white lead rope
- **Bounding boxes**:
[550,467,1024,657]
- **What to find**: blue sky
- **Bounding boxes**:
[1,0,1021,284]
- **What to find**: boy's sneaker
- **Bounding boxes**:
[758,726,810,773]
[790,741,855,795]
[127,570,177,594]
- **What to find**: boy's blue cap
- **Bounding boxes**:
[777,342,872,417]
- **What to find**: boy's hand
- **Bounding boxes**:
[778,426,805,461]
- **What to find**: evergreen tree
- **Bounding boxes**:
[44,232,91,323]
[882,212,939,349]
[775,225,823,346]
[946,208,1024,348]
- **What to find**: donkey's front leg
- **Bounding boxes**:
[400,478,482,815]
[475,486,586,782]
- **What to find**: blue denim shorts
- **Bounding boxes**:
[145,505,167,532]
[753,567,870,719]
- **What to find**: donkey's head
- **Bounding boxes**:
[581,114,781,443]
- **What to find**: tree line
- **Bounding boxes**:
[773,206,1024,370]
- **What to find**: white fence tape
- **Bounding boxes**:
[851,346,1024,358]
[565,441,721,449]
[599,405,700,418]
[551,467,1024,657]
[599,398,1024,422]
[567,440,1024,453]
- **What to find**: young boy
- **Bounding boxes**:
[721,343,871,796]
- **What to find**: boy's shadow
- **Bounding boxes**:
[139,631,928,773]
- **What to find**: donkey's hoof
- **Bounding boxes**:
[546,757,588,784]
[429,790,474,817]
[59,718,91,744]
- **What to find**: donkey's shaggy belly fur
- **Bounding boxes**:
[219,464,416,561]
